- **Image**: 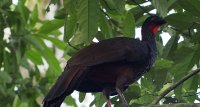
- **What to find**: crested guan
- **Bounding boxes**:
[43,15,166,107]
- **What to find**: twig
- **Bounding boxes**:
[183,92,200,97]
[152,68,200,104]
[169,21,200,37]
[131,0,151,16]
[102,0,113,11]
[169,26,200,44]
[141,103,200,107]
[67,41,80,50]
[101,10,120,29]
[169,27,190,37]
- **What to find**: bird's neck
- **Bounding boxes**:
[141,24,157,52]
[141,23,157,42]
[141,28,157,67]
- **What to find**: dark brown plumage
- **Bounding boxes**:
[43,15,166,107]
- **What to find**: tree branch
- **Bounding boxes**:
[141,103,200,107]
[152,67,200,104]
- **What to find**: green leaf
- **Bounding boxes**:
[74,0,99,45]
[141,75,155,93]
[179,0,200,18]
[12,95,28,107]
[39,35,66,50]
[112,0,126,14]
[122,11,135,37]
[154,58,174,70]
[124,84,141,100]
[152,0,168,17]
[183,74,199,97]
[79,92,86,103]
[151,58,174,90]
[3,50,19,75]
[64,0,77,14]
[12,95,20,107]
[29,5,39,26]
[0,31,3,68]
[24,35,61,76]
[70,30,87,46]
[16,0,30,23]
[92,93,106,107]
[0,0,12,8]
[64,13,77,42]
[191,32,200,43]
[167,0,179,10]
[156,41,164,56]
[174,84,184,101]
[38,19,64,34]
[49,0,59,5]
[54,8,65,19]
[130,93,155,105]
[165,13,199,30]
[99,11,112,39]
[103,0,125,15]
[65,45,79,56]
[64,96,77,107]
[25,50,43,65]
[130,5,153,22]
[50,30,62,36]
[158,83,173,95]
[19,102,28,107]
[63,0,77,43]
[103,0,117,11]
[0,71,12,83]
[111,96,123,107]
[169,46,199,80]
[135,15,148,26]
[162,35,179,58]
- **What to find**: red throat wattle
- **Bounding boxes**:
[149,24,160,34]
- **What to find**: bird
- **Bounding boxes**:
[43,15,166,107]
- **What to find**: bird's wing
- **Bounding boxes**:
[68,37,149,66]
[43,37,149,106]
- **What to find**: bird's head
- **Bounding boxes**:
[141,15,166,41]
[143,15,166,34]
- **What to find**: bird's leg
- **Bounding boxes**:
[105,96,112,107]
[103,88,112,107]
[115,87,129,107]
[115,68,134,107]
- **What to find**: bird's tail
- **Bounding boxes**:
[43,95,66,107]
[42,65,87,107]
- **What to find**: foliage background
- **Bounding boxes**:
[0,0,200,107]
